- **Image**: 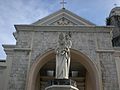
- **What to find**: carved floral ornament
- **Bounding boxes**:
[51,17,76,26]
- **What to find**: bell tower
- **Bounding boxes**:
[106,7,120,46]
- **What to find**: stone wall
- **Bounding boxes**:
[99,53,119,89]
[114,47,120,89]
[8,51,29,90]
[6,26,119,90]
[0,61,7,90]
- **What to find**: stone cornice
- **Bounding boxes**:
[0,61,7,67]
[14,48,31,51]
[14,25,114,33]
[114,47,120,51]
[2,45,15,48]
[96,48,120,56]
[2,45,15,55]
[113,47,120,56]
[96,49,115,53]
[2,45,32,55]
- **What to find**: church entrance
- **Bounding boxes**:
[39,58,86,90]
[26,49,101,90]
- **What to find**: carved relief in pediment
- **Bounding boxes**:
[50,17,77,26]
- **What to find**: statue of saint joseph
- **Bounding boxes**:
[55,33,72,79]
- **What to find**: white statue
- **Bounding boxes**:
[55,33,72,79]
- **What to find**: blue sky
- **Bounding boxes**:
[0,0,120,59]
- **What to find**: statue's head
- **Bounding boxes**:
[58,33,65,46]
[59,33,64,40]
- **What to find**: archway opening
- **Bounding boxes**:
[38,58,86,90]
[27,49,100,90]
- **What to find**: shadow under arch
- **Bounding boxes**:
[26,49,101,90]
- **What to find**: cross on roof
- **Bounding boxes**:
[60,0,67,9]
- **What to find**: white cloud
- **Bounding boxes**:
[0,0,120,59]
[0,0,50,59]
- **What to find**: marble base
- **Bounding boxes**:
[45,85,79,90]
[45,79,79,90]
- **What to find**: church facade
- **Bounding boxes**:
[0,7,120,90]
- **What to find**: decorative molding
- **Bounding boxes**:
[15,25,113,33]
[63,12,92,25]
[96,49,114,53]
[0,62,7,67]
[114,47,120,50]
[2,45,31,54]
[50,17,77,26]
[113,47,120,56]
[40,12,91,26]
[14,48,31,51]
[2,45,15,55]
[2,45,15,48]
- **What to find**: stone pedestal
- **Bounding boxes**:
[45,79,79,90]
[45,85,79,90]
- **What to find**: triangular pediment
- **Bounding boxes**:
[32,8,95,26]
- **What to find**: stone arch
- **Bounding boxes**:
[26,49,101,90]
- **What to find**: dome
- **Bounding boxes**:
[109,7,120,17]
